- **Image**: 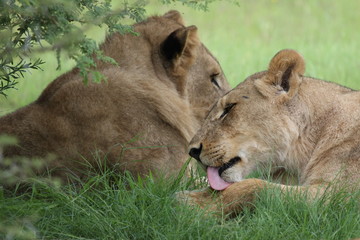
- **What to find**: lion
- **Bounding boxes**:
[0,10,230,181]
[178,49,360,216]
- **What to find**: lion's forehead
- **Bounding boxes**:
[222,84,256,103]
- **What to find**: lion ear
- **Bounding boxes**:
[255,49,305,102]
[160,26,199,94]
[161,26,198,62]
[163,10,185,25]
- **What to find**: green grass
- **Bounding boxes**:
[1,171,359,239]
[1,0,360,239]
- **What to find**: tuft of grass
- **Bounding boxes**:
[1,169,216,239]
[240,184,360,240]
[1,168,359,239]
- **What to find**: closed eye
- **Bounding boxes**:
[220,103,236,119]
[211,73,221,89]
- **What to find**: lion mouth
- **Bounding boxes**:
[218,157,241,176]
[207,157,241,191]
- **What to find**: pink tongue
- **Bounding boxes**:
[207,167,232,191]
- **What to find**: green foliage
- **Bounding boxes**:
[0,0,146,96]
[0,58,44,97]
[160,0,213,11]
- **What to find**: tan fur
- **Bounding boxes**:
[179,49,360,216]
[0,11,230,180]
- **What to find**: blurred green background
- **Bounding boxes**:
[1,0,359,115]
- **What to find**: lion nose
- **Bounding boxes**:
[189,144,202,161]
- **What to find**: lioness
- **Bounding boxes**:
[179,49,360,216]
[0,11,230,180]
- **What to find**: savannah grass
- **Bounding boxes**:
[1,168,359,239]
[1,0,360,239]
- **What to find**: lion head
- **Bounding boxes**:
[97,10,230,124]
[188,49,306,189]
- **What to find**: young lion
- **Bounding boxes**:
[179,49,360,215]
[0,11,230,180]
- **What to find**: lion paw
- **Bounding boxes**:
[175,188,219,212]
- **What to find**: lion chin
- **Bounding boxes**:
[179,49,360,217]
[0,10,230,183]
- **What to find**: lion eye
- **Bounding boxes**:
[220,103,236,119]
[211,73,221,89]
